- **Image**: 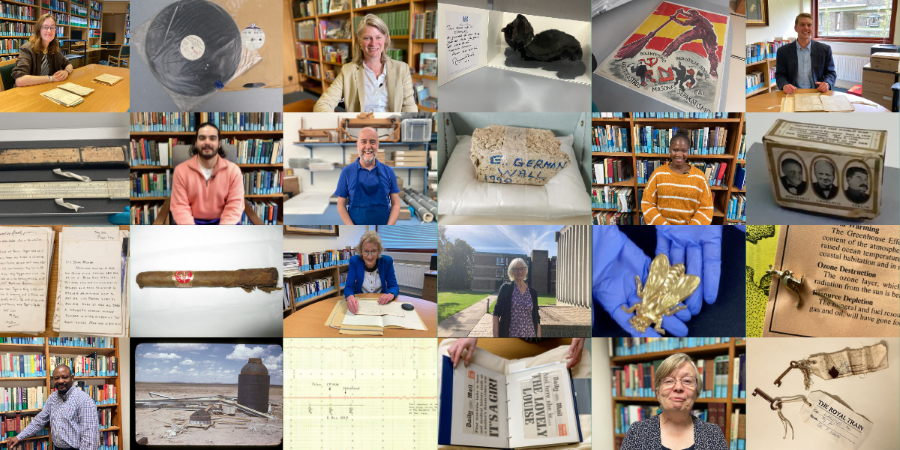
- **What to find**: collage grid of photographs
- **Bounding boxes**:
[0,0,898,450]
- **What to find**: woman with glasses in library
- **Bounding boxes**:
[10,13,74,87]
[620,353,726,450]
[491,258,540,338]
[641,133,714,225]
[344,230,400,314]
[313,14,417,113]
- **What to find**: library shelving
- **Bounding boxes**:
[0,337,122,450]
[590,113,746,225]
[609,338,746,448]
[283,257,352,316]
[129,112,285,225]
[289,0,438,111]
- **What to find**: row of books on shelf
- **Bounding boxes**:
[70,3,86,16]
[43,0,66,11]
[592,186,634,212]
[1,4,35,21]
[41,10,67,25]
[226,139,283,165]
[746,71,765,95]
[50,337,114,348]
[130,113,188,132]
[690,161,728,188]
[746,39,789,63]
[728,193,746,222]
[354,10,408,36]
[0,386,44,412]
[89,0,100,11]
[184,110,249,137]
[592,124,630,153]
[242,200,279,225]
[89,10,99,19]
[89,28,99,38]
[291,0,314,18]
[299,59,321,79]
[0,55,16,61]
[69,15,87,27]
[732,165,745,190]
[593,156,632,184]
[0,32,17,49]
[131,170,170,198]
[318,19,350,39]
[736,136,746,160]
[592,211,640,225]
[2,415,48,439]
[0,22,33,37]
[98,406,114,428]
[296,20,317,40]
[129,138,181,166]
[89,19,98,28]
[385,48,405,63]
[0,338,42,345]
[131,202,163,225]
[636,126,730,155]
[49,355,117,377]
[290,276,337,303]
[100,431,118,450]
[297,42,319,60]
[593,112,626,118]
[412,11,436,39]
[0,441,50,450]
[53,383,116,405]
[322,43,349,63]
[613,353,745,399]
[0,355,46,378]
[284,250,354,275]
[614,337,733,356]
[243,170,283,195]
[632,112,729,119]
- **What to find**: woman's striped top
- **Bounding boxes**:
[641,164,714,225]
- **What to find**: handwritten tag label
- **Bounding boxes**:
[444,10,481,77]
[800,391,872,450]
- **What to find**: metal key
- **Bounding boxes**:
[753,388,779,410]
[774,362,799,387]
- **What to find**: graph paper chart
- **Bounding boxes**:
[284,338,438,450]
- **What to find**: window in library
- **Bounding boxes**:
[376,226,437,252]
[813,0,897,43]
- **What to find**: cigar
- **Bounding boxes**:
[136,268,282,293]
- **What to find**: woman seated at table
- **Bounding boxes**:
[345,230,399,314]
[492,258,541,337]
[620,353,726,449]
[641,133,714,225]
[11,13,73,87]
[313,14,417,112]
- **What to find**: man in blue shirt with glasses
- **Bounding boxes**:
[775,13,837,95]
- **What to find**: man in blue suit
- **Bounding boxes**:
[775,13,837,95]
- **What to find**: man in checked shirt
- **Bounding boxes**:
[7,364,99,450]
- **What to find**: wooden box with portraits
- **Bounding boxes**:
[763,119,885,220]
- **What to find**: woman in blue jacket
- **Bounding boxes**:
[345,230,400,314]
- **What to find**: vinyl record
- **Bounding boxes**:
[144,0,242,97]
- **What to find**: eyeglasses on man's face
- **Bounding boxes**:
[661,376,696,390]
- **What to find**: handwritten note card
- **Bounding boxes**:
[56,227,124,336]
[0,227,54,333]
[445,10,482,77]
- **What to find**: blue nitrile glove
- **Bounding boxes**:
[593,226,688,337]
[655,225,722,317]
[733,224,746,233]
[108,206,130,225]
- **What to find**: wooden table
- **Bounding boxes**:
[284,294,437,337]
[746,88,891,112]
[0,64,129,112]
[438,338,574,360]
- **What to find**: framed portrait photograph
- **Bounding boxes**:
[746,0,769,26]
[284,225,340,236]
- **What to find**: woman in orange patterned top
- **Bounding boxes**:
[641,134,714,225]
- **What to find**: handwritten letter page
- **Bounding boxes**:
[444,10,483,79]
[0,227,54,333]
[57,227,124,336]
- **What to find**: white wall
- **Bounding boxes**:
[283,113,429,194]
[592,338,613,450]
[282,225,432,263]
[746,0,899,57]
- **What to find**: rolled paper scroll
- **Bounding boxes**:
[136,268,281,293]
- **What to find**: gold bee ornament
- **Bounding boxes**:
[621,254,700,334]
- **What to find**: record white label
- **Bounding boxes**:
[242,23,265,50]
[180,35,205,61]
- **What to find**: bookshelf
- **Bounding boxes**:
[609,339,746,448]
[590,113,746,225]
[745,58,777,98]
[129,112,285,225]
[0,338,122,450]
[283,260,350,316]
[289,0,438,111]
[0,0,108,63]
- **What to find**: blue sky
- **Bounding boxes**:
[135,343,283,385]
[443,226,564,257]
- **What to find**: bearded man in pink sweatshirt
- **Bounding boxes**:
[170,122,245,225]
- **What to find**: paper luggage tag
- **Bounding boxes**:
[800,391,872,450]
[780,343,889,389]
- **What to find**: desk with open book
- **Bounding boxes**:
[283,294,436,337]
[0,64,129,112]
[746,88,891,113]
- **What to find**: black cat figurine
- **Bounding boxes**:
[501,14,582,63]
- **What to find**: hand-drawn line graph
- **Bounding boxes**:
[285,339,438,450]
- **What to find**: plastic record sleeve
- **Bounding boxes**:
[144,0,242,97]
